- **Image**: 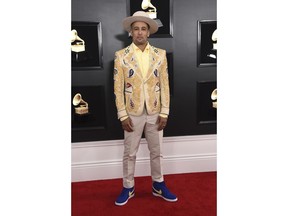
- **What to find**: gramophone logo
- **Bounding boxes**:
[71,29,85,53]
[141,0,163,27]
[207,29,217,59]
[211,89,217,108]
[141,0,157,19]
[72,93,89,115]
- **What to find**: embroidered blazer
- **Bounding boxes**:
[113,43,170,119]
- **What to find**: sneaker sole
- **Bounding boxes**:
[115,193,135,206]
[152,192,178,202]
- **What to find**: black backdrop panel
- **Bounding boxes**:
[71,86,106,142]
[71,21,103,69]
[197,20,217,67]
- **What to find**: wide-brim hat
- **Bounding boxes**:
[122,11,159,34]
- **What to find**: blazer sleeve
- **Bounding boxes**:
[159,50,170,115]
[113,51,128,120]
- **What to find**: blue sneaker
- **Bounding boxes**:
[115,187,135,206]
[152,181,178,202]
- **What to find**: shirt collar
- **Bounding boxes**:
[132,42,150,52]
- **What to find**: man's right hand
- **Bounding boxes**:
[121,117,134,132]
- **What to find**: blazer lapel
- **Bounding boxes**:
[145,46,158,81]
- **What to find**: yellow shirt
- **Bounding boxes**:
[120,43,167,121]
[132,42,150,78]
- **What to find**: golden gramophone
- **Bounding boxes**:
[141,0,163,27]
[71,29,85,53]
[207,29,217,59]
[211,89,217,108]
[72,93,89,115]
[211,29,217,50]
[141,0,157,19]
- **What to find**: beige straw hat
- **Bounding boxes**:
[122,11,159,34]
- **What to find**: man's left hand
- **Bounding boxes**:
[157,116,168,131]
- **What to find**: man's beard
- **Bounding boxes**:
[134,38,147,46]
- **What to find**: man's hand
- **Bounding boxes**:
[121,117,134,132]
[157,116,168,131]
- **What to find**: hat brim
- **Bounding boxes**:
[122,16,159,34]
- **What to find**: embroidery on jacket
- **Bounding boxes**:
[153,47,158,53]
[155,82,160,92]
[125,83,133,93]
[130,99,135,109]
[153,69,158,77]
[154,99,157,107]
[124,47,130,54]
[128,69,134,78]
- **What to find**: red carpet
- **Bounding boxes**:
[72,172,216,216]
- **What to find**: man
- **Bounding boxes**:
[113,11,177,206]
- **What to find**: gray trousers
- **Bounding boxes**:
[123,112,164,188]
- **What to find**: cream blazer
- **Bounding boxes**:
[113,43,170,120]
